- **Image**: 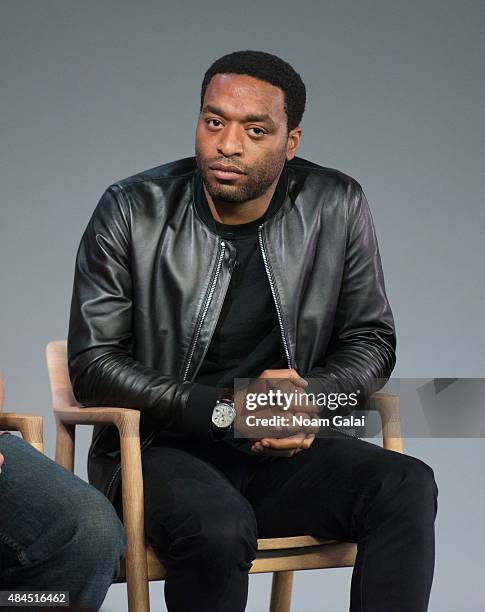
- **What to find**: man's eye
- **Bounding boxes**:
[205,120,265,137]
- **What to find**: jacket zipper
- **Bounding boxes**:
[258,225,293,369]
[105,240,227,499]
[257,225,359,440]
[182,239,226,382]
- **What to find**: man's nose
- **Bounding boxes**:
[216,124,243,157]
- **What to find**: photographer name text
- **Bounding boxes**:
[244,414,365,428]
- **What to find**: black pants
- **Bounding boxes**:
[113,432,438,612]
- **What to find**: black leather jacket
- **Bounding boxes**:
[67,155,396,503]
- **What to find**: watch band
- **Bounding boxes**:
[217,387,234,403]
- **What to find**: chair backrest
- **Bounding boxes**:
[45,340,78,410]
[0,369,4,411]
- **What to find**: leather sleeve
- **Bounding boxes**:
[302,182,397,411]
[67,185,216,439]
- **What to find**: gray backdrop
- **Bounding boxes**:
[1,1,484,610]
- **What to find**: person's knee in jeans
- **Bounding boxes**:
[17,482,127,611]
[0,436,126,608]
[62,487,127,581]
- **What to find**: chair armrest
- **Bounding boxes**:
[369,393,404,453]
[54,404,144,510]
[0,412,44,452]
[55,405,140,438]
[54,405,141,474]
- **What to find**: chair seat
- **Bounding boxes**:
[116,536,357,583]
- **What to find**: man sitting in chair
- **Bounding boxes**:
[68,50,438,612]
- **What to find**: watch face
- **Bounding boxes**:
[212,402,235,428]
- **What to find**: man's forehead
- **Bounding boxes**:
[203,73,286,121]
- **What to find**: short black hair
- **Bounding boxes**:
[200,50,306,133]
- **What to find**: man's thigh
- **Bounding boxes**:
[133,442,258,557]
[242,432,434,541]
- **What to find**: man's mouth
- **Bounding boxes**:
[209,163,245,181]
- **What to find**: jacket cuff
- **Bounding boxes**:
[183,383,226,441]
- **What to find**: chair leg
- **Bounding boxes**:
[55,418,75,471]
[270,571,294,612]
[120,435,150,612]
[19,415,44,453]
[125,559,150,612]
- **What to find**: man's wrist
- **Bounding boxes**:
[211,388,236,440]
[184,383,225,440]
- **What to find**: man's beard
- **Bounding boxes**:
[195,147,286,204]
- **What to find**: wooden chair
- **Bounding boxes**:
[0,370,44,452]
[46,340,404,612]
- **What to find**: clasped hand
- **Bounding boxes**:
[233,368,320,458]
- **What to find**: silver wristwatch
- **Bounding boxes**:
[211,396,236,432]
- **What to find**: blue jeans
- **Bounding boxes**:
[0,434,127,611]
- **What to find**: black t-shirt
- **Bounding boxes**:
[181,166,289,443]
[193,167,289,387]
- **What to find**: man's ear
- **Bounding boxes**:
[286,127,302,161]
